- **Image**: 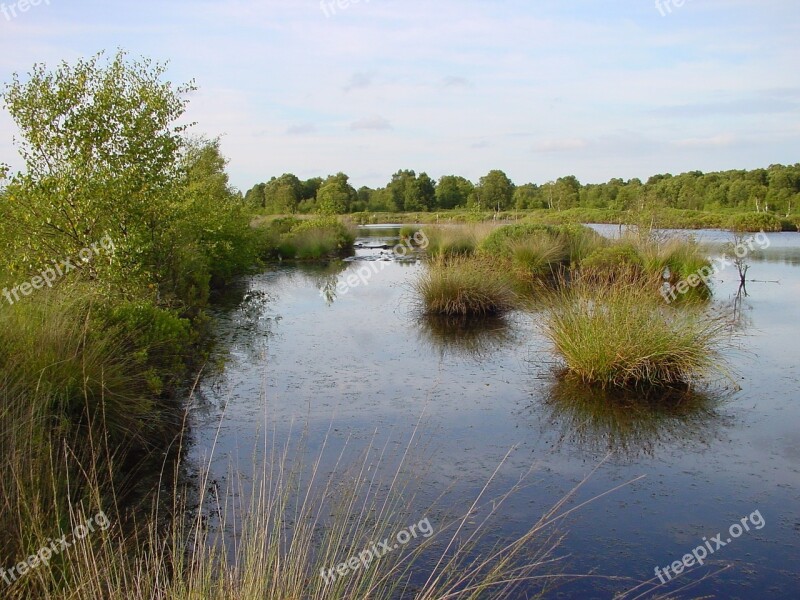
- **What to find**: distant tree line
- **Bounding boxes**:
[244,164,800,216]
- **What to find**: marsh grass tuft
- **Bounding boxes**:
[544,269,731,388]
[422,224,494,258]
[414,256,519,316]
[509,234,566,278]
[255,216,356,260]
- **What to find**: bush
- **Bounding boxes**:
[480,223,554,258]
[414,256,518,316]
[580,243,644,277]
[728,212,782,232]
[104,299,195,395]
[255,217,356,260]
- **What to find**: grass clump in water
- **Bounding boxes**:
[579,243,644,279]
[261,216,356,260]
[414,257,518,316]
[544,269,730,388]
[509,234,567,278]
[422,224,494,258]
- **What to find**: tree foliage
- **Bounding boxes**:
[244,164,800,217]
[1,50,195,290]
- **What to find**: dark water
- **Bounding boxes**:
[189,225,800,599]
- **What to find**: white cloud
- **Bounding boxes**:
[1,0,799,189]
[350,116,392,131]
[286,123,318,135]
[534,138,589,153]
[673,134,736,148]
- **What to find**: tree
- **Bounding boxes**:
[405,172,436,211]
[244,183,266,208]
[367,188,395,212]
[513,183,540,209]
[553,176,581,210]
[474,170,515,211]
[1,50,194,289]
[180,138,254,288]
[386,170,417,212]
[316,173,356,215]
[262,173,302,214]
[301,177,323,201]
[436,175,474,209]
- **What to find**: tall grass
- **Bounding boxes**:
[509,234,566,278]
[0,283,164,576]
[414,256,518,316]
[422,224,495,258]
[1,413,587,600]
[255,216,356,260]
[544,270,731,388]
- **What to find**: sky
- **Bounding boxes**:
[0,0,798,192]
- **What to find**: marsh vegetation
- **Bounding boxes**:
[2,50,794,600]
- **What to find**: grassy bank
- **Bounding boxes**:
[253,216,356,260]
[350,207,796,232]
[0,54,268,586]
[0,420,573,600]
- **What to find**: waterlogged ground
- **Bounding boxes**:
[188,225,800,599]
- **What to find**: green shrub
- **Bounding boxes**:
[580,243,644,277]
[480,223,554,258]
[399,225,419,240]
[104,299,195,396]
[728,212,782,232]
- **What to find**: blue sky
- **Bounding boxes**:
[1,0,798,191]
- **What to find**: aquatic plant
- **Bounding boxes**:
[480,223,555,258]
[508,234,567,278]
[1,414,581,600]
[265,217,356,260]
[422,225,483,258]
[544,269,730,388]
[579,243,644,279]
[414,256,518,316]
[728,212,782,233]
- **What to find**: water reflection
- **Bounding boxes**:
[729,282,753,329]
[288,260,350,304]
[536,376,732,460]
[416,314,516,361]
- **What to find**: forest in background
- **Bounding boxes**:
[244,164,800,217]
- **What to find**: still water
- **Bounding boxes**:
[188,225,800,598]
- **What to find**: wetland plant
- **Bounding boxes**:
[414,256,518,316]
[544,270,730,388]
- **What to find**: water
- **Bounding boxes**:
[188,225,800,598]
